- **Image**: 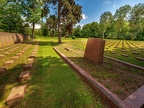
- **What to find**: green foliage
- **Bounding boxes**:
[71,35,76,39]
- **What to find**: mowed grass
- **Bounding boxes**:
[68,38,144,67]
[55,42,144,100]
[9,37,109,108]
[0,43,35,107]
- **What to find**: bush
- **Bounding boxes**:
[71,35,76,39]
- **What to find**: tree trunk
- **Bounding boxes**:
[103,29,105,39]
[32,20,35,41]
[58,0,61,43]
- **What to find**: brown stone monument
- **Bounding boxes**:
[84,38,105,64]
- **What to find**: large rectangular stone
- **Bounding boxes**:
[84,38,105,64]
[27,58,34,63]
[19,71,31,81]
[24,63,33,70]
[16,53,23,56]
[0,49,4,51]
[4,52,10,55]
[0,67,7,74]
[11,56,19,60]
[0,55,5,58]
[4,60,14,66]
[5,85,26,105]
[123,85,144,108]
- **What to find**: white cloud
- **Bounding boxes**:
[35,24,41,29]
[113,0,117,8]
[81,14,88,20]
[103,1,110,4]
[74,23,84,28]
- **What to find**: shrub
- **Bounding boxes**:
[71,35,76,39]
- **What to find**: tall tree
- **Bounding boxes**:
[99,11,113,38]
[114,5,131,39]
[20,0,43,40]
[45,0,82,43]
[129,3,144,40]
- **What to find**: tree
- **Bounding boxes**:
[99,11,113,38]
[129,3,144,40]
[114,5,131,39]
[45,0,82,43]
[0,1,27,33]
[20,0,43,40]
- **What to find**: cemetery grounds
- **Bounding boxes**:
[0,37,143,108]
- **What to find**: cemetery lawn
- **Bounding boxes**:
[54,38,144,100]
[13,37,109,108]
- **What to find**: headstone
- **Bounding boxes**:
[19,71,31,81]
[121,54,129,57]
[84,38,105,64]
[11,56,19,60]
[5,85,27,105]
[0,55,5,58]
[0,49,4,51]
[135,57,144,61]
[111,52,116,54]
[27,58,34,63]
[65,48,72,51]
[16,53,23,56]
[4,60,14,66]
[0,67,6,74]
[121,50,127,52]
[4,52,10,55]
[132,52,139,55]
[24,63,33,70]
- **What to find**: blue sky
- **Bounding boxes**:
[76,0,144,26]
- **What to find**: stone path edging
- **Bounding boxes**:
[104,56,144,70]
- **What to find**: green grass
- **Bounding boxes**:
[54,40,144,100]
[0,37,108,108]
[67,39,144,67]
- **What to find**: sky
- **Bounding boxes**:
[35,0,144,29]
[76,0,144,27]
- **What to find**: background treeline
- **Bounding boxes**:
[0,0,82,43]
[0,1,144,41]
[73,3,144,40]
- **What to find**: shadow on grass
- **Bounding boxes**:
[15,56,100,108]
[0,63,26,104]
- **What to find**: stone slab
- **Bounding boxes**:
[4,60,14,66]
[132,52,139,55]
[9,50,14,52]
[4,52,10,55]
[5,85,26,105]
[123,85,144,108]
[27,58,34,63]
[11,56,19,60]
[19,71,31,81]
[24,63,33,70]
[121,50,127,52]
[0,67,6,74]
[16,53,23,56]
[84,38,105,64]
[29,55,36,58]
[32,52,36,55]
[0,55,5,58]
[0,49,4,51]
[65,48,72,51]
[121,54,129,57]
[135,57,144,61]
[20,51,25,53]
[111,52,116,54]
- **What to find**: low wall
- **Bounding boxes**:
[0,32,29,48]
